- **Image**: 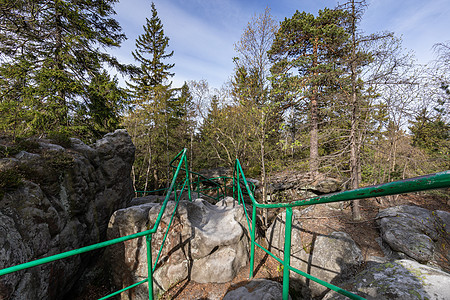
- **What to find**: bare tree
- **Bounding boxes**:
[233,7,278,226]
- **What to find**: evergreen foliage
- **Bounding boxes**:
[0,0,130,139]
[123,2,193,191]
[269,8,350,175]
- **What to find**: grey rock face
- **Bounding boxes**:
[266,211,362,298]
[376,205,450,265]
[107,197,250,299]
[0,129,135,300]
[304,232,363,297]
[223,279,291,300]
[267,171,343,203]
[323,259,450,300]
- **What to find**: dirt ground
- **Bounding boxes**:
[76,190,449,300]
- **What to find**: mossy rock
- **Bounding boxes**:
[0,167,23,199]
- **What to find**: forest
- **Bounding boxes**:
[1,1,449,214]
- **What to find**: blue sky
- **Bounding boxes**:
[110,0,450,89]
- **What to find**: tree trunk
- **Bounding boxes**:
[310,40,319,176]
[349,0,362,221]
[310,96,319,176]
[144,144,152,194]
[260,111,268,227]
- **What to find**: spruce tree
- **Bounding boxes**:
[0,0,129,137]
[125,2,181,189]
[128,2,174,98]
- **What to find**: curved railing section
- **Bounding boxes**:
[0,148,192,300]
[1,147,448,300]
[233,158,450,300]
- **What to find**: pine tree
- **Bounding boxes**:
[0,0,129,137]
[269,8,350,175]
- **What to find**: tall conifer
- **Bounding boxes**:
[269,8,350,175]
[0,0,129,137]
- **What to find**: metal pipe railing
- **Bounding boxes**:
[2,148,448,300]
[0,148,192,300]
[233,158,450,300]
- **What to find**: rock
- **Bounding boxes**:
[376,205,450,265]
[246,178,260,188]
[269,171,342,194]
[0,129,135,300]
[323,259,450,300]
[312,177,342,194]
[304,232,363,297]
[266,209,304,258]
[223,279,291,300]
[128,195,163,206]
[267,171,343,202]
[197,167,232,179]
[266,211,362,298]
[107,198,250,299]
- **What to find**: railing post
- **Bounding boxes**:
[184,155,191,201]
[224,177,227,198]
[249,204,256,278]
[233,172,236,200]
[283,207,293,300]
[146,234,154,300]
[197,175,200,199]
[237,170,241,205]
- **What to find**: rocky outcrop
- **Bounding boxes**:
[323,259,450,300]
[266,210,362,298]
[223,279,291,300]
[197,167,232,179]
[0,130,135,300]
[376,205,450,266]
[107,197,250,299]
[267,171,343,202]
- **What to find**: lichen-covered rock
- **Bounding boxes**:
[107,197,250,299]
[376,205,450,266]
[223,279,291,300]
[303,232,363,297]
[266,212,362,298]
[267,171,343,203]
[0,130,135,300]
[323,259,450,300]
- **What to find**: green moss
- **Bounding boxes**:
[43,151,74,170]
[0,138,41,158]
[0,144,19,158]
[408,289,421,299]
[47,130,72,148]
[0,168,23,199]
[16,138,40,153]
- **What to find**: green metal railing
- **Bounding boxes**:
[0,148,192,300]
[1,146,449,300]
[233,158,450,300]
[136,172,228,202]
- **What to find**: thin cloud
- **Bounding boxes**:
[111,0,450,88]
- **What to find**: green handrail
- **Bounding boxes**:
[233,158,450,300]
[0,148,192,300]
[2,148,448,300]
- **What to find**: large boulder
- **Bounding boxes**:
[376,205,450,266]
[0,130,135,300]
[323,259,450,300]
[266,211,362,297]
[107,197,250,299]
[223,279,291,300]
[267,171,343,202]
